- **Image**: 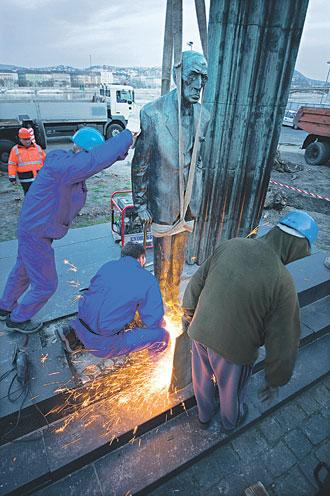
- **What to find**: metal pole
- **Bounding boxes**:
[161,0,174,96]
[194,0,208,60]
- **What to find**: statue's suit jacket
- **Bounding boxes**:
[132,89,210,225]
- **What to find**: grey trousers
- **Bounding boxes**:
[192,340,252,430]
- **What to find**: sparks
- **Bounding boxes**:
[48,305,183,442]
[67,280,81,288]
[63,259,78,272]
[40,353,48,364]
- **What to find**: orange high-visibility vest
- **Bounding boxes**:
[8,144,46,183]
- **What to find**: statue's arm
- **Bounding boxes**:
[131,109,153,223]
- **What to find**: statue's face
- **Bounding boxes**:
[182,63,208,104]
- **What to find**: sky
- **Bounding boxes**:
[0,0,329,80]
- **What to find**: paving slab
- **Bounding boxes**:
[289,250,330,307]
[0,431,48,496]
[300,296,330,334]
[32,465,103,496]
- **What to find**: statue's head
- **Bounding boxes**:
[173,51,208,104]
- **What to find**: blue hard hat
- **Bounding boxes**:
[72,127,105,151]
[278,211,318,246]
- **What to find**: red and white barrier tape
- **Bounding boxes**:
[270,180,330,202]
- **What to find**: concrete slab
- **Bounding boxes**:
[0,328,75,437]
[0,224,121,322]
[288,251,330,307]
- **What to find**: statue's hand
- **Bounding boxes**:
[138,208,153,225]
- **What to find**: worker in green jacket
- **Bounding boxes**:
[182,211,318,432]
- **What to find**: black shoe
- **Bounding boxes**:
[198,418,213,430]
[0,308,10,321]
[221,403,249,434]
[56,324,84,353]
[5,317,43,334]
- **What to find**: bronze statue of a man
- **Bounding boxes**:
[132,51,210,313]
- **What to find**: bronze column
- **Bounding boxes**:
[192,0,309,263]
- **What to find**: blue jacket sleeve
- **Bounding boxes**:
[62,129,132,184]
[139,277,164,328]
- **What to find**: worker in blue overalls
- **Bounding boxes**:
[57,242,170,358]
[0,127,133,334]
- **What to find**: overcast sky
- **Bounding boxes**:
[1,0,329,80]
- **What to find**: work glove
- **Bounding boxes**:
[137,208,153,225]
[130,130,141,149]
[258,383,279,402]
[182,309,194,333]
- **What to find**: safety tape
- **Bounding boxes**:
[269,180,330,202]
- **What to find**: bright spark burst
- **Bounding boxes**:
[40,353,48,364]
[72,294,83,303]
[49,309,183,439]
[67,280,81,288]
[64,259,81,302]
[63,259,78,273]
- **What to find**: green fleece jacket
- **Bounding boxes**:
[182,227,310,387]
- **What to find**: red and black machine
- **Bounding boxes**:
[110,190,153,248]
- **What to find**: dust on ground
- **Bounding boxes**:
[0,137,329,252]
[263,145,330,252]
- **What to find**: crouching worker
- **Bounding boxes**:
[182,211,318,433]
[57,242,170,359]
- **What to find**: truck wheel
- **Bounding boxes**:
[305,141,330,165]
[0,139,15,172]
[106,123,124,139]
[33,120,47,149]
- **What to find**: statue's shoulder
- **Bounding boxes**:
[141,90,176,119]
[200,103,211,123]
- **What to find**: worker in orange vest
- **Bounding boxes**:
[8,127,46,194]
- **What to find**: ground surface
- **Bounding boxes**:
[149,376,330,496]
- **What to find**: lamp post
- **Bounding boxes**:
[320,60,330,105]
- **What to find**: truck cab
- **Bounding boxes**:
[99,84,134,122]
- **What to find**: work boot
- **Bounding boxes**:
[0,308,11,321]
[197,405,220,430]
[56,324,84,353]
[5,317,43,334]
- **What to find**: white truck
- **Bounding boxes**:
[0,84,134,171]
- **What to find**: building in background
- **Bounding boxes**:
[0,71,19,88]
[18,71,71,87]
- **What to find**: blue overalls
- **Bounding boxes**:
[71,256,169,358]
[0,130,132,322]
